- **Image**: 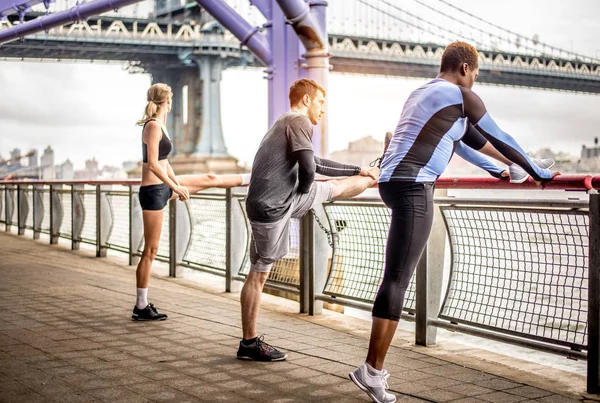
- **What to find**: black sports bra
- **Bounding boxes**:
[142,119,172,163]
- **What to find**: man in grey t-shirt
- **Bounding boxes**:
[237,79,382,362]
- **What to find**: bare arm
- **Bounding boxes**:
[167,162,180,186]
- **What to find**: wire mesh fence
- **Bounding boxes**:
[322,202,417,311]
[184,195,228,272]
[0,180,593,355]
[40,186,50,233]
[440,206,589,348]
[24,186,33,230]
[0,185,5,223]
[106,190,130,252]
[80,187,97,244]
[59,189,72,239]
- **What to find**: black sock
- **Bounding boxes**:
[242,337,257,346]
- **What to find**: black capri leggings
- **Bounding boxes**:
[372,181,435,321]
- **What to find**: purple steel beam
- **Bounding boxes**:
[275,0,326,51]
[0,0,141,44]
[249,0,271,19]
[196,0,271,66]
[0,0,53,20]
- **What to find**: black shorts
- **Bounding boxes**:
[139,183,173,211]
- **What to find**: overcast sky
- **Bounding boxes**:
[1,0,599,169]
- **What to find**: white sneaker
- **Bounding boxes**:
[509,158,555,184]
[349,363,396,403]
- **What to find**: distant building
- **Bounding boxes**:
[581,138,600,159]
[40,146,55,180]
[329,135,385,167]
[122,160,139,172]
[10,148,21,167]
[74,158,101,180]
[57,160,74,180]
[100,165,127,180]
[27,149,38,168]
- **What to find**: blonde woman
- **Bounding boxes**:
[133,83,250,321]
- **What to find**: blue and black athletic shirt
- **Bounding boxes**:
[380,78,554,183]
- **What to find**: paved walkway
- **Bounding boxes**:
[0,231,598,403]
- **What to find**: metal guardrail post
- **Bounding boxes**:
[169,198,177,277]
[415,245,429,346]
[71,184,85,250]
[96,185,103,257]
[310,206,329,315]
[49,185,62,244]
[17,184,27,235]
[95,185,114,257]
[129,185,143,265]
[32,184,43,240]
[299,211,316,314]
[5,185,14,232]
[225,189,242,293]
[588,190,600,394]
[415,189,448,346]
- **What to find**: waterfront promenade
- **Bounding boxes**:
[0,231,597,403]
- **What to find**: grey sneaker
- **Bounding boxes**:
[370,131,393,168]
[509,158,555,184]
[349,363,396,403]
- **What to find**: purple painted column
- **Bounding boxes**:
[306,0,329,157]
[274,0,329,157]
[268,0,302,126]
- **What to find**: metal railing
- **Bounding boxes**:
[1,176,600,393]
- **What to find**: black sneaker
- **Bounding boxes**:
[236,336,287,362]
[370,131,393,168]
[132,303,168,321]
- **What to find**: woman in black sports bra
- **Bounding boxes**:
[133,83,250,321]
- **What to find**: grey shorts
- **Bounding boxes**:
[249,181,333,273]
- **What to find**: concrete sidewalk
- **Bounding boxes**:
[0,232,596,403]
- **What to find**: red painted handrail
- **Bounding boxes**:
[1,174,597,191]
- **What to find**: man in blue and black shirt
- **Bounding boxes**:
[349,41,558,403]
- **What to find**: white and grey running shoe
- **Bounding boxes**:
[349,363,396,403]
[509,158,555,184]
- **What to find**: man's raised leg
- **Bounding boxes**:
[329,168,379,200]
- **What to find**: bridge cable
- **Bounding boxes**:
[433,0,598,63]
[355,0,459,45]
[406,0,557,59]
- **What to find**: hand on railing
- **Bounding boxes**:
[173,185,190,201]
[359,167,379,181]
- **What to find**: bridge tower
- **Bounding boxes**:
[144,4,246,175]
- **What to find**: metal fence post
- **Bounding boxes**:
[415,245,429,346]
[17,184,27,236]
[225,189,242,293]
[5,185,14,232]
[310,206,329,315]
[588,190,600,393]
[71,184,85,250]
[299,211,315,314]
[169,198,177,277]
[49,185,63,244]
[129,185,143,265]
[32,184,43,240]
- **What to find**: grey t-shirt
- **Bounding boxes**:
[246,111,314,223]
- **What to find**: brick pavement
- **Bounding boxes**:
[0,232,597,403]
